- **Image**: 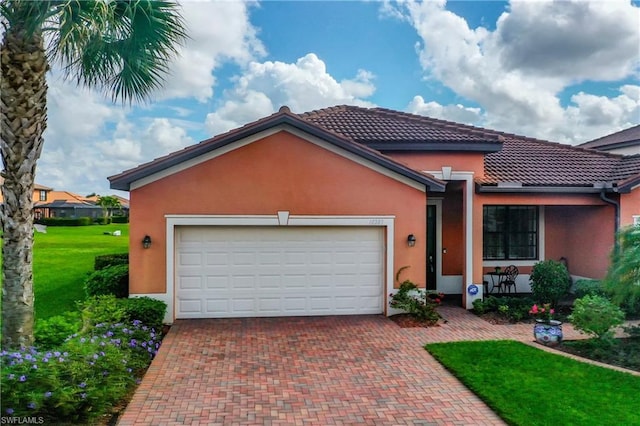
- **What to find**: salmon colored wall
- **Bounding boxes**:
[472,192,613,284]
[129,131,428,295]
[441,182,464,275]
[388,152,485,177]
[621,189,640,227]
[545,206,614,279]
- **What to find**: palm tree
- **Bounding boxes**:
[96,195,122,222]
[1,0,187,348]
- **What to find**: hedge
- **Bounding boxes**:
[94,253,129,270]
[38,217,92,226]
[111,216,129,224]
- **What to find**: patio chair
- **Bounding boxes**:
[502,265,519,294]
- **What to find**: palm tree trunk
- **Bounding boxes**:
[1,27,48,348]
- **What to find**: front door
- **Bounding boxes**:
[427,205,437,290]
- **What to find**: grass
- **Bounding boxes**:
[1,224,129,320]
[425,340,640,426]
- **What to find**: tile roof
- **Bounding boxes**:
[299,105,502,150]
[299,105,637,189]
[579,125,640,150]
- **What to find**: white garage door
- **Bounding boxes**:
[175,226,384,318]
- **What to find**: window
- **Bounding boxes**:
[39,190,47,201]
[634,215,640,226]
[483,206,538,260]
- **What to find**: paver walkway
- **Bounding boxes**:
[116,307,613,426]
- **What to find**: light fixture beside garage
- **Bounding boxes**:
[407,234,416,247]
[142,235,152,249]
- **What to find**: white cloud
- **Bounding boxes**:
[391,0,640,143]
[157,0,265,102]
[406,96,482,125]
[205,53,377,135]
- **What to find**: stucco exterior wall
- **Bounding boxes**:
[545,205,614,279]
[389,152,485,177]
[620,188,640,227]
[128,131,428,295]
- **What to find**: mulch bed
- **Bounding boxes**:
[389,313,444,328]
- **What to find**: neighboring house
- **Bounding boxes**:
[34,191,103,219]
[109,106,640,322]
[86,194,131,216]
[578,124,640,155]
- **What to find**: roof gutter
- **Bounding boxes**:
[599,189,620,253]
[476,184,610,194]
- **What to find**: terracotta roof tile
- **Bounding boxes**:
[579,125,640,150]
[299,105,637,188]
[300,105,501,145]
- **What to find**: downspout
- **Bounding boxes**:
[599,189,620,252]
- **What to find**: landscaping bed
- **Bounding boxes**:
[554,337,640,372]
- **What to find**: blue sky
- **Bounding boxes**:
[37,0,639,196]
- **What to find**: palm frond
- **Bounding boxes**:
[48,0,187,104]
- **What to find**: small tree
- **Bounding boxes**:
[569,295,625,341]
[529,259,571,308]
[603,226,640,315]
[96,195,122,223]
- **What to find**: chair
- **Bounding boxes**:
[502,265,519,294]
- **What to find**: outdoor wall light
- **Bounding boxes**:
[142,235,152,249]
[407,234,416,247]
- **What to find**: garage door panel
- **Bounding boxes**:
[176,226,383,318]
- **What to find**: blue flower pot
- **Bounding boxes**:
[533,319,563,346]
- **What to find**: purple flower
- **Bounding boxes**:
[102,371,108,376]
[42,357,49,363]
[81,393,87,399]
[53,351,61,357]
[32,364,38,369]
[27,402,36,409]
[6,408,14,415]
[79,382,86,388]
[93,354,99,360]
[80,337,86,343]
[133,320,142,326]
[106,331,114,337]
[58,357,65,362]
[129,339,138,348]
[44,391,52,398]
[19,375,27,382]
[8,374,15,380]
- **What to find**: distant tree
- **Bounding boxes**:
[97,195,122,222]
[1,0,187,348]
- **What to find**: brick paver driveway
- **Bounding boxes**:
[119,307,518,425]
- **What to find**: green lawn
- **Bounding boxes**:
[426,340,640,426]
[1,224,129,320]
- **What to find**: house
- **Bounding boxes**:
[578,124,640,155]
[34,191,103,219]
[109,106,640,322]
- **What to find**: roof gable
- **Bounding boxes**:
[109,107,446,192]
[579,125,640,151]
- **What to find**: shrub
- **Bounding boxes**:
[529,260,571,307]
[38,217,92,226]
[0,320,162,423]
[35,312,82,349]
[80,295,127,332]
[573,279,606,298]
[111,215,129,224]
[389,280,442,323]
[120,297,167,330]
[472,296,535,322]
[603,226,640,316]
[569,295,625,341]
[94,253,129,270]
[84,264,129,298]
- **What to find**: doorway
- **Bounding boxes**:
[427,204,437,290]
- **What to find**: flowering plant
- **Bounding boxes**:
[529,303,555,322]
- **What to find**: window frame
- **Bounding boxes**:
[483,205,539,261]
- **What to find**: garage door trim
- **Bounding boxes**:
[160,214,395,322]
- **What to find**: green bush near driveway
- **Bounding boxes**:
[425,340,640,426]
[85,264,129,298]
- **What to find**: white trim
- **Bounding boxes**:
[633,215,640,226]
[427,170,475,301]
[162,214,395,323]
[131,124,426,192]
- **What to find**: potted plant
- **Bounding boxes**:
[530,303,563,346]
